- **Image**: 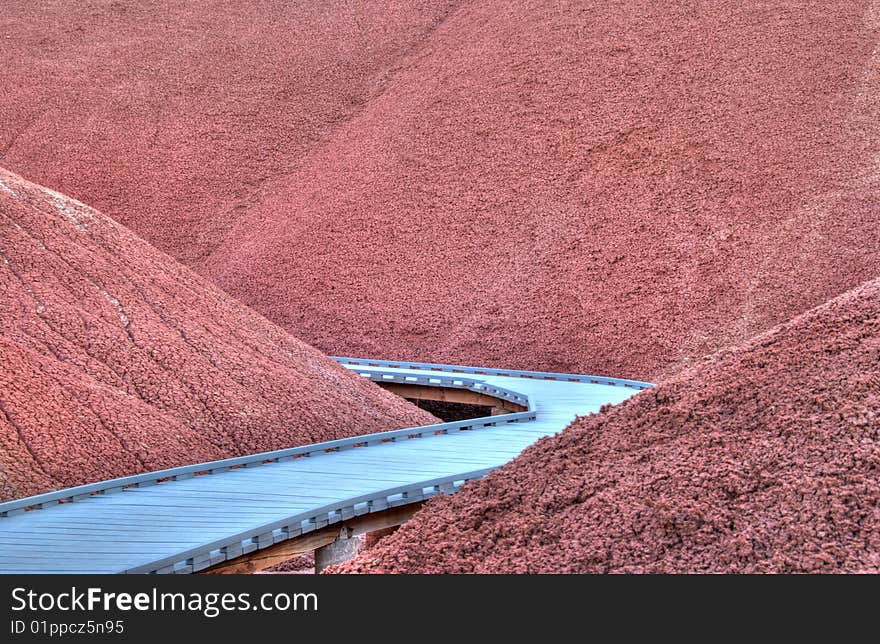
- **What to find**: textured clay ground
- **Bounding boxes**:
[204,0,879,380]
[2,2,880,573]
[0,168,435,501]
[0,0,456,266]
[1,2,877,380]
[337,278,880,573]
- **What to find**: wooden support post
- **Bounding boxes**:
[314,528,359,573]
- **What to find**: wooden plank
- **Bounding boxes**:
[7,514,275,528]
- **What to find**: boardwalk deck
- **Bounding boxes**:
[0,358,650,573]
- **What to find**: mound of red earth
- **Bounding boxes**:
[4,3,879,381]
[336,277,880,573]
[0,0,456,265]
[0,167,435,502]
[205,0,880,380]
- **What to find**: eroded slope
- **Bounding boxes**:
[339,277,880,573]
[0,168,435,501]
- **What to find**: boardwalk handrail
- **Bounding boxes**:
[125,467,495,574]
[0,370,533,517]
[352,369,532,410]
[333,356,653,390]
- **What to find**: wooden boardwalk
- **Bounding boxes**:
[0,358,650,573]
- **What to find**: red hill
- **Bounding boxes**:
[0,168,435,501]
[3,2,878,379]
[0,0,455,265]
[337,277,880,573]
[204,0,880,380]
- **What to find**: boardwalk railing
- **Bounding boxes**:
[352,369,533,410]
[126,468,494,574]
[333,356,653,390]
[0,370,533,518]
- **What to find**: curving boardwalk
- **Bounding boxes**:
[0,358,651,573]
